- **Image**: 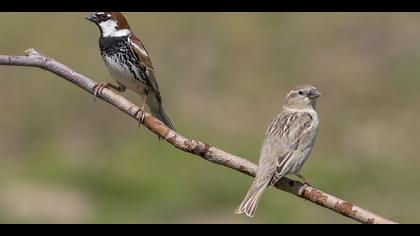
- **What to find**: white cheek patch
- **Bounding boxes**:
[99,20,130,37]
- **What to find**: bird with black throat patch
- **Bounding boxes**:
[86,12,176,131]
[235,85,321,217]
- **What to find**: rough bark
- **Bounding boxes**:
[0,49,397,224]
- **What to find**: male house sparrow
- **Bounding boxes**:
[86,12,175,130]
[235,85,321,217]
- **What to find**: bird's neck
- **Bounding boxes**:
[98,20,131,38]
[283,105,315,114]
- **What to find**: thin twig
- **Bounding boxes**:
[0,49,398,224]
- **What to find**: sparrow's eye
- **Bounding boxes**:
[298,90,304,95]
[96,13,109,20]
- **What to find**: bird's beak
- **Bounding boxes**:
[309,89,321,99]
[85,13,98,23]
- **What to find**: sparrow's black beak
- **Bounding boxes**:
[85,13,98,23]
[308,89,321,99]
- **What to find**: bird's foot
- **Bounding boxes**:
[93,82,125,102]
[93,82,110,101]
[135,107,146,127]
[297,174,312,187]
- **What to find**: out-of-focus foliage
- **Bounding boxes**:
[1,13,419,223]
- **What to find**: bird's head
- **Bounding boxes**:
[86,12,131,37]
[284,84,321,110]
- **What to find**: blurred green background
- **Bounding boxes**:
[0,12,419,223]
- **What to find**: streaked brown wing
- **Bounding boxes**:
[129,34,161,99]
[267,113,313,185]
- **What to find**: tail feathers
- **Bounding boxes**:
[153,105,176,131]
[234,181,268,217]
[147,93,176,131]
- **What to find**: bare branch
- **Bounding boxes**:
[0,49,397,224]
